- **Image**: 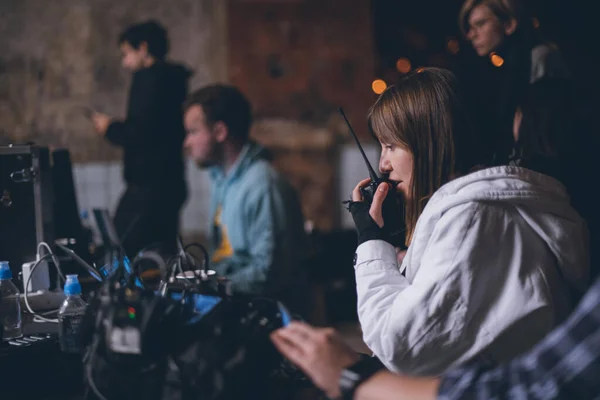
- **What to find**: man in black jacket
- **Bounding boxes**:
[92,20,190,257]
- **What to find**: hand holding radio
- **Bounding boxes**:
[350,179,402,246]
[352,178,389,228]
[339,108,405,248]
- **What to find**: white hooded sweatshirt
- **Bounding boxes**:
[355,166,590,376]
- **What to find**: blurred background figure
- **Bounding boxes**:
[91,20,191,258]
[457,0,571,165]
[511,77,599,279]
[183,84,310,317]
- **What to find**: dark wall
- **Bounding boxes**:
[227,0,377,139]
[0,0,226,162]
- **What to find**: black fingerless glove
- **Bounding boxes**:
[348,201,389,245]
[344,195,405,247]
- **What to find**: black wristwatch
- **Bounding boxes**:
[337,356,385,400]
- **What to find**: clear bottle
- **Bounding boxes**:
[58,274,87,353]
[0,261,22,340]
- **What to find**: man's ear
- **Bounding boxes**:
[213,121,228,143]
[504,18,518,36]
[139,41,149,55]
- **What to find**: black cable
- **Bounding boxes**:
[183,242,210,272]
[186,253,205,279]
[137,250,169,283]
[175,256,195,286]
[166,254,181,281]
[176,236,196,273]
[164,254,193,286]
[86,338,109,400]
[136,242,166,255]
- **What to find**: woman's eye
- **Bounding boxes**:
[385,145,395,150]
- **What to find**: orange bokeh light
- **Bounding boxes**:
[490,53,504,67]
[372,79,387,95]
[395,58,412,73]
[447,39,460,54]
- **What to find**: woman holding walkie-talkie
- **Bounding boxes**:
[343,67,589,376]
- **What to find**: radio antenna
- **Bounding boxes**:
[338,107,379,182]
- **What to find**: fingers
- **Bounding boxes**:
[271,322,332,359]
[369,182,389,228]
[275,321,318,345]
[270,322,322,371]
[270,331,306,366]
[352,178,372,202]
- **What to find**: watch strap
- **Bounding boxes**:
[338,356,385,400]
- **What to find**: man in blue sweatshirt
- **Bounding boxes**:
[183,84,309,315]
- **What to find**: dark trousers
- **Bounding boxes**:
[113,182,187,259]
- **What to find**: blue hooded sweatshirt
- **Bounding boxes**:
[208,141,309,309]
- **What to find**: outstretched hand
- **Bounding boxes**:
[270,321,360,398]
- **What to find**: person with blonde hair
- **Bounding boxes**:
[345,67,589,375]
[458,0,570,164]
[459,0,569,81]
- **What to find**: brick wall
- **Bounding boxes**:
[227,0,376,139]
[228,0,377,230]
[0,0,380,233]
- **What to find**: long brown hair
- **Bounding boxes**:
[368,68,487,245]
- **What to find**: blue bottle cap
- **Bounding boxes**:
[64,274,82,295]
[0,261,12,279]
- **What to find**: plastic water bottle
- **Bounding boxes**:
[58,274,87,353]
[0,261,22,340]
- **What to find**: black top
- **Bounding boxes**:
[105,61,192,187]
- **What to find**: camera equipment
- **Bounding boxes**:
[55,239,103,283]
[80,276,179,400]
[157,237,218,296]
[80,240,298,400]
[338,107,405,248]
[0,145,54,282]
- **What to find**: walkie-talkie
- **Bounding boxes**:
[339,107,406,248]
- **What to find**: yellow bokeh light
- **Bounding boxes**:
[372,79,387,95]
[490,52,504,67]
[416,67,425,73]
[447,39,460,54]
[395,58,412,73]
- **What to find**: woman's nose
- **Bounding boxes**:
[466,28,475,41]
[379,157,391,174]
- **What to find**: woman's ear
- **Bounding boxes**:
[504,18,518,36]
